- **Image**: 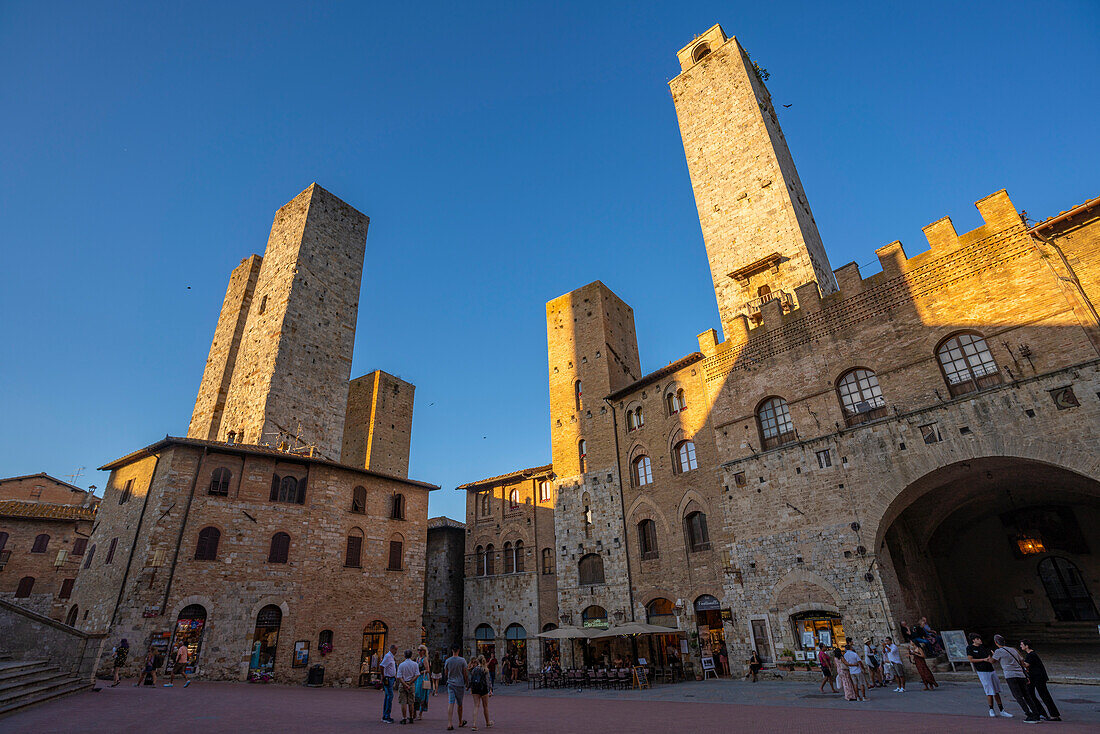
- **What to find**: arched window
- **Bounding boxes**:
[271,474,306,504]
[837,368,887,426]
[31,534,49,553]
[480,491,491,516]
[685,511,710,552]
[194,527,220,561]
[319,629,334,650]
[475,624,494,641]
[387,536,404,571]
[674,440,698,473]
[509,489,520,508]
[475,545,485,576]
[632,455,653,487]
[646,598,676,627]
[65,605,79,627]
[582,605,608,629]
[268,532,290,563]
[345,528,363,568]
[539,480,551,503]
[503,541,515,574]
[578,553,605,585]
[351,486,366,513]
[638,519,659,560]
[635,407,645,428]
[627,409,637,431]
[575,380,583,411]
[757,396,796,450]
[208,468,231,496]
[937,332,1001,396]
[578,439,587,473]
[15,576,35,598]
[514,540,524,572]
[666,389,686,415]
[227,431,237,445]
[542,547,553,575]
[391,493,405,520]
[692,43,711,63]
[484,544,495,575]
[83,544,96,569]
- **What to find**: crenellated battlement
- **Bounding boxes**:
[701,190,1031,378]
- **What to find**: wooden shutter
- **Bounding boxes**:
[270,474,280,501]
[59,578,75,599]
[345,536,362,568]
[72,538,87,556]
[105,537,118,564]
[388,540,402,571]
[296,477,307,504]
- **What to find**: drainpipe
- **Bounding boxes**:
[109,451,161,628]
[604,399,636,622]
[161,446,207,614]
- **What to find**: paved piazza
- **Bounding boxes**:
[6,679,1100,733]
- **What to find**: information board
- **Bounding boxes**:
[701,656,715,670]
[941,630,969,662]
[633,665,649,689]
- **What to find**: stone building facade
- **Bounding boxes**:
[457,23,1100,675]
[70,185,442,685]
[0,474,97,621]
[423,517,465,657]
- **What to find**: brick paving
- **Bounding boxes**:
[4,679,1100,733]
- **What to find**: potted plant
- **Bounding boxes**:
[778,648,795,671]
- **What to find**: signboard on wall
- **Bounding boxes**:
[942,630,969,663]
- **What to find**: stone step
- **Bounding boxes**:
[0,661,53,682]
[0,679,90,718]
[0,670,73,700]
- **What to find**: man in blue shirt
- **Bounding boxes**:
[380,644,397,723]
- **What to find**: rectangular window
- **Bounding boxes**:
[387,540,403,571]
[345,536,363,568]
[72,538,88,556]
[816,449,832,469]
[920,424,941,444]
[59,578,75,599]
[539,481,550,503]
[119,479,134,505]
[105,537,118,564]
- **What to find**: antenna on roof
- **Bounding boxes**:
[64,467,86,485]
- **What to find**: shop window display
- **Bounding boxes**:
[790,611,846,655]
[359,620,387,687]
[249,605,283,682]
[167,604,207,676]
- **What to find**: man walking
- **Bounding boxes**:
[164,642,191,688]
[843,642,867,701]
[380,644,397,724]
[993,635,1040,723]
[1020,639,1060,721]
[884,637,906,692]
[966,633,1012,718]
[397,649,421,725]
[444,644,469,731]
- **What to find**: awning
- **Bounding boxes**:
[587,622,685,638]
[536,625,599,640]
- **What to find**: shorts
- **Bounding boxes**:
[431,673,442,680]
[173,663,186,675]
[820,665,831,678]
[850,671,867,687]
[888,662,904,678]
[447,684,464,705]
[398,684,415,706]
[977,670,1001,696]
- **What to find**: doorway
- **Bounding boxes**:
[1039,557,1099,621]
[168,604,207,676]
[749,618,773,663]
[248,605,282,681]
[360,620,387,686]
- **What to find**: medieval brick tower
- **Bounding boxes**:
[341,369,415,478]
[546,281,641,624]
[670,24,836,338]
[188,184,370,459]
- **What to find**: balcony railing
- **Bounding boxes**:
[745,290,793,316]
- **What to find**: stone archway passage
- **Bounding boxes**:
[877,457,1100,643]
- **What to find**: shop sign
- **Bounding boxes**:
[142,605,161,618]
[694,595,721,611]
[720,608,733,622]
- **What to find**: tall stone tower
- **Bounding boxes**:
[189,184,370,459]
[670,24,836,338]
[546,281,640,625]
[341,369,415,478]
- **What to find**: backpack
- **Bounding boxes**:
[469,667,489,695]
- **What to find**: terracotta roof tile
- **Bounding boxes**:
[0,500,97,522]
[456,464,553,491]
[606,352,704,402]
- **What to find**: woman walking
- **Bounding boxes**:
[110,639,130,687]
[468,655,493,731]
[908,640,938,690]
[430,651,443,695]
[414,645,430,720]
[833,647,857,701]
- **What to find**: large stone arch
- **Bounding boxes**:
[771,569,842,615]
[171,594,216,620]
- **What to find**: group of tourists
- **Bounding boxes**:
[108,638,192,689]
[380,643,494,730]
[966,633,1061,723]
[814,636,926,701]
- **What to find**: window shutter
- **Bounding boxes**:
[296,477,307,504]
[72,538,87,556]
[345,536,362,568]
[388,540,402,571]
[59,578,75,599]
[270,474,280,501]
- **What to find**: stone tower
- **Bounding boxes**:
[546,281,640,625]
[189,184,370,459]
[670,24,836,338]
[341,369,415,478]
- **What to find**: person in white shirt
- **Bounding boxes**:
[397,649,422,725]
[884,637,906,692]
[843,642,867,701]
[380,644,397,723]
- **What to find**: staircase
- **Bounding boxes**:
[0,654,92,717]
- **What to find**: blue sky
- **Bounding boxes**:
[1,1,1097,521]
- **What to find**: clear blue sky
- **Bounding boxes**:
[1,1,1097,521]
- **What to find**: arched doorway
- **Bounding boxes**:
[877,457,1100,642]
[505,624,527,681]
[248,605,282,681]
[65,605,79,627]
[581,606,608,667]
[360,621,387,686]
[790,610,846,654]
[694,595,726,672]
[474,624,495,659]
[645,598,680,667]
[541,623,559,667]
[169,604,207,676]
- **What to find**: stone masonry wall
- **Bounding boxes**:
[424,520,464,656]
[341,370,415,478]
